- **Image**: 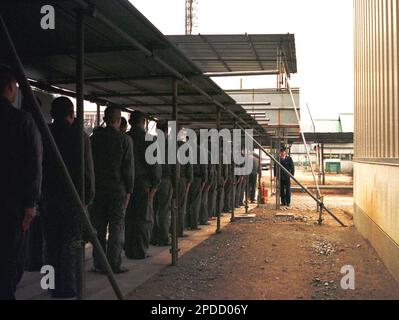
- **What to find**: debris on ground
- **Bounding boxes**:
[312,240,336,256]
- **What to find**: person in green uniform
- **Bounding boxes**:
[125,111,161,259]
[90,107,134,274]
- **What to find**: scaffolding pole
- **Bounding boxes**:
[284,74,323,216]
[171,80,179,265]
[0,14,124,300]
[75,10,86,301]
[216,106,222,233]
[231,122,236,222]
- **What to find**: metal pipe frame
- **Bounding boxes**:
[236,124,346,227]
[75,10,86,301]
[171,80,179,265]
[230,122,236,222]
[0,15,125,300]
[285,74,322,204]
[205,70,279,77]
[257,149,262,206]
[216,106,222,234]
[73,0,265,138]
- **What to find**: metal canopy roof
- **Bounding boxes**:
[0,0,266,133]
[167,34,297,74]
[300,133,354,144]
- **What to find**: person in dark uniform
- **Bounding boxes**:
[187,143,208,230]
[90,107,134,274]
[207,162,217,220]
[152,121,173,246]
[235,175,243,208]
[248,155,260,203]
[125,111,161,259]
[199,150,213,226]
[41,96,95,298]
[275,147,295,206]
[0,65,42,300]
[223,162,233,213]
[177,140,193,237]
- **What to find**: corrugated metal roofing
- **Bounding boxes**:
[167,34,297,74]
[0,0,266,133]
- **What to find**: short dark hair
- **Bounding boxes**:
[120,117,127,128]
[280,146,287,153]
[104,107,121,124]
[0,64,16,93]
[50,96,74,120]
[129,110,146,126]
[156,120,168,132]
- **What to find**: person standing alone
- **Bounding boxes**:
[276,147,295,207]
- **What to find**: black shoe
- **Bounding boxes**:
[113,267,129,274]
[191,227,201,231]
[178,234,189,238]
[90,267,105,274]
[199,222,211,226]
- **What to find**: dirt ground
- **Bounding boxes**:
[128,194,399,300]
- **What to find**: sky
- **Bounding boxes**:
[129,0,354,125]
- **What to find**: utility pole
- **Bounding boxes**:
[185,0,198,35]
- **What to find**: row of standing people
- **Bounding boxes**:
[0,62,261,299]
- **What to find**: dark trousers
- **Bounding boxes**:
[218,182,225,214]
[24,215,44,272]
[207,184,217,218]
[177,178,189,236]
[187,178,202,229]
[223,179,233,212]
[280,179,291,205]
[0,204,25,300]
[125,185,154,259]
[41,200,77,298]
[199,186,209,225]
[90,192,125,271]
[235,180,242,208]
[153,178,173,246]
[249,173,257,202]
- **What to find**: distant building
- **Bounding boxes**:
[291,113,354,174]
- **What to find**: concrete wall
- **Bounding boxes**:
[354,161,399,282]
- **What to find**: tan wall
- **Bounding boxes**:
[354,162,399,281]
[354,0,399,281]
[354,0,399,160]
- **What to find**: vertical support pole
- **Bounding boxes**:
[171,79,179,266]
[76,11,86,301]
[231,121,236,222]
[257,148,262,207]
[321,144,326,185]
[275,136,281,210]
[216,106,222,233]
[270,143,273,196]
[318,196,324,225]
[245,170,249,214]
[96,103,101,127]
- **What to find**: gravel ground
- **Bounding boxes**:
[128,194,399,300]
